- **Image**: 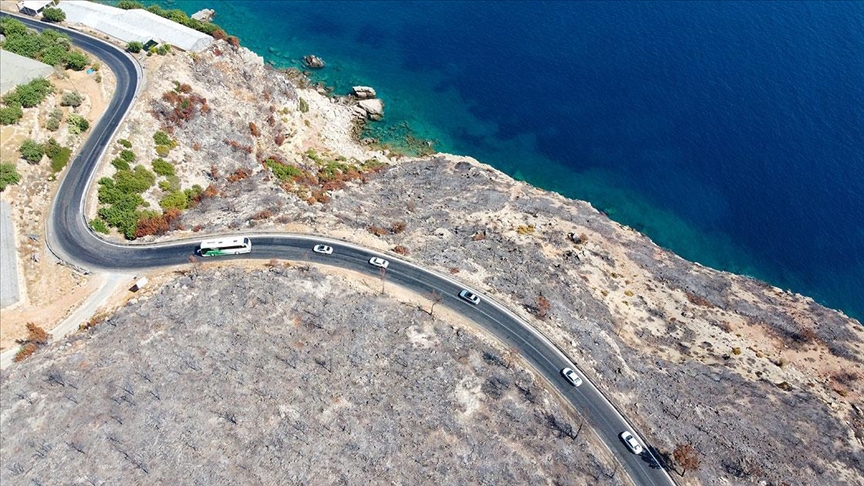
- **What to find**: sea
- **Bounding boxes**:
[149,1,863,321]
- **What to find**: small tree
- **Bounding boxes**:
[126,41,143,53]
[19,139,44,163]
[41,7,66,23]
[536,294,551,319]
[63,51,89,71]
[673,443,701,477]
[428,291,442,318]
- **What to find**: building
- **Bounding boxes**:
[0,50,54,95]
[17,0,54,16]
[58,1,213,52]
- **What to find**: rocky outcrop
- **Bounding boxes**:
[302,54,325,69]
[351,86,377,99]
[191,9,215,22]
[357,98,384,121]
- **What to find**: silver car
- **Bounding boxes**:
[458,289,481,305]
[620,431,643,455]
[313,244,333,255]
[369,257,389,269]
[561,367,583,387]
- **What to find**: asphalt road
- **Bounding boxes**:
[3,12,674,486]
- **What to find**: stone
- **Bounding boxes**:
[191,9,215,22]
[302,55,326,69]
[351,86,377,99]
[357,98,384,121]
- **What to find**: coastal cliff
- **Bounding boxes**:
[2,39,862,485]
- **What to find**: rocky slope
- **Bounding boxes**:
[3,39,862,485]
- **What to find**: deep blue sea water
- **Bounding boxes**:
[156,1,863,320]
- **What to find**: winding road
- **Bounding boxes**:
[3,12,674,486]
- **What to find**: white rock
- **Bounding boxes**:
[191,9,215,22]
[357,98,384,121]
[351,86,377,99]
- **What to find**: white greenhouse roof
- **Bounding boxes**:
[17,1,54,14]
[0,50,54,95]
[58,1,213,52]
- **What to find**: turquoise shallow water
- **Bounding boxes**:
[148,1,863,320]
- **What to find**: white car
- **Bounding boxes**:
[561,367,583,387]
[458,289,481,305]
[313,244,333,255]
[369,257,389,269]
[620,431,643,455]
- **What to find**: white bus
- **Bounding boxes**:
[198,237,252,257]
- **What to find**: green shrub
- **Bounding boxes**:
[111,157,130,171]
[119,149,136,163]
[39,44,67,66]
[67,113,89,134]
[184,184,203,201]
[41,7,66,23]
[155,145,171,157]
[19,139,44,163]
[60,91,83,107]
[266,158,303,182]
[117,1,144,9]
[126,41,143,53]
[98,204,140,239]
[114,165,156,193]
[156,44,170,56]
[153,130,174,147]
[151,158,175,176]
[159,190,188,210]
[4,78,54,108]
[118,139,132,148]
[298,97,309,113]
[42,138,71,172]
[90,218,110,234]
[0,105,23,125]
[0,163,21,191]
[63,51,89,71]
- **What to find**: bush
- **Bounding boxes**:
[118,139,132,148]
[67,113,89,134]
[151,158,175,176]
[40,44,67,66]
[153,130,174,146]
[63,51,89,71]
[0,104,23,125]
[0,163,21,191]
[117,1,144,9]
[41,7,66,22]
[159,190,188,210]
[158,176,181,193]
[115,165,156,193]
[298,97,309,113]
[265,158,304,182]
[126,41,143,53]
[44,138,71,172]
[19,139,44,163]
[45,108,62,131]
[111,158,130,171]
[4,78,54,108]
[60,91,83,107]
[119,149,136,163]
[90,218,109,234]
[155,145,171,157]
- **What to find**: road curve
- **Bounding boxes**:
[3,13,674,486]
